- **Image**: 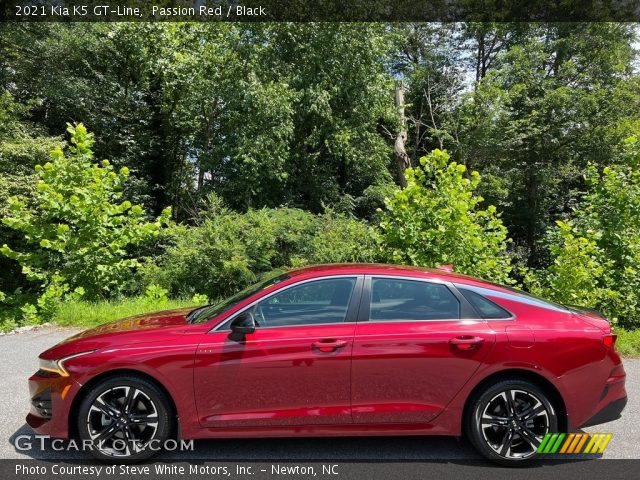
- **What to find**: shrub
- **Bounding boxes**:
[144,284,169,304]
[143,199,378,299]
[1,124,170,321]
[0,92,63,301]
[530,137,640,328]
[305,211,378,266]
[378,149,512,283]
[524,221,618,309]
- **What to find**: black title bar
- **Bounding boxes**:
[2,1,640,22]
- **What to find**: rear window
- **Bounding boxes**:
[459,288,512,319]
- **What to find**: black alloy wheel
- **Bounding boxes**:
[77,375,172,462]
[466,378,558,466]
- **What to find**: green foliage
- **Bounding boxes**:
[530,138,640,328]
[616,329,640,357]
[306,212,379,266]
[144,198,378,299]
[262,23,395,212]
[144,284,169,303]
[0,91,62,175]
[1,124,171,321]
[1,24,395,217]
[354,182,398,221]
[378,149,511,283]
[455,24,638,266]
[1,24,640,337]
[525,221,617,309]
[0,91,63,295]
[0,316,17,333]
[52,296,198,328]
[191,293,209,305]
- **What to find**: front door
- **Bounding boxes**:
[351,276,495,424]
[194,276,362,428]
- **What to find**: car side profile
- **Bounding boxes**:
[27,264,627,465]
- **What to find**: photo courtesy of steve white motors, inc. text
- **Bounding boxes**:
[14,463,340,477]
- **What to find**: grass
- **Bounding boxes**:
[615,328,640,357]
[52,296,201,328]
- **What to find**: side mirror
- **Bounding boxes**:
[228,311,256,341]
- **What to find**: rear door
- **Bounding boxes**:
[351,275,496,424]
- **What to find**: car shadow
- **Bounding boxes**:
[8,423,600,467]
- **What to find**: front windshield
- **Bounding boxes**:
[187,273,290,324]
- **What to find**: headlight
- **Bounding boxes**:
[38,351,95,377]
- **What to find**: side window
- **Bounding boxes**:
[459,288,513,319]
[369,278,460,321]
[254,277,357,327]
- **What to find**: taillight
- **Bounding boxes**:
[603,333,617,349]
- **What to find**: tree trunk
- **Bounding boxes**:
[145,75,171,215]
[394,80,411,188]
[475,33,484,84]
[525,165,538,264]
[197,168,205,191]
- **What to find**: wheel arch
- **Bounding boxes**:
[68,368,179,439]
[462,368,568,434]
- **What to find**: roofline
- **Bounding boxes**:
[284,262,498,287]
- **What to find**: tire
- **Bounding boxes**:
[465,378,558,466]
[77,374,173,463]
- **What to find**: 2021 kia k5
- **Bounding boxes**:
[27,264,627,465]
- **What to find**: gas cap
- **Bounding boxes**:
[505,325,535,348]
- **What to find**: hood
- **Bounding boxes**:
[41,308,195,359]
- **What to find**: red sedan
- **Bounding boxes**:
[27,264,627,465]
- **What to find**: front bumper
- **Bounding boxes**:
[26,371,82,438]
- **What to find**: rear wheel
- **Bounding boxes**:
[466,379,558,466]
[77,375,172,463]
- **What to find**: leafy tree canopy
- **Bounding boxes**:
[379,149,512,283]
[1,124,170,317]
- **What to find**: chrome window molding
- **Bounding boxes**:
[453,284,517,321]
[209,274,361,333]
[208,273,522,333]
[365,274,462,323]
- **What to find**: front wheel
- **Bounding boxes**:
[466,379,558,466]
[77,375,173,463]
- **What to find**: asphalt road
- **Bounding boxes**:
[1,326,638,461]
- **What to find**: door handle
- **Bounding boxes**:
[449,336,485,351]
[311,339,348,353]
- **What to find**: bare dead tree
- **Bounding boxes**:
[424,75,445,150]
[394,80,411,188]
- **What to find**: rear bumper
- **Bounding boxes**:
[577,360,627,428]
[564,352,627,430]
[580,396,627,428]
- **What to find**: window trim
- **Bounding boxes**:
[210,275,364,333]
[358,275,476,324]
[454,285,516,321]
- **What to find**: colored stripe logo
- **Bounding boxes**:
[537,433,613,454]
